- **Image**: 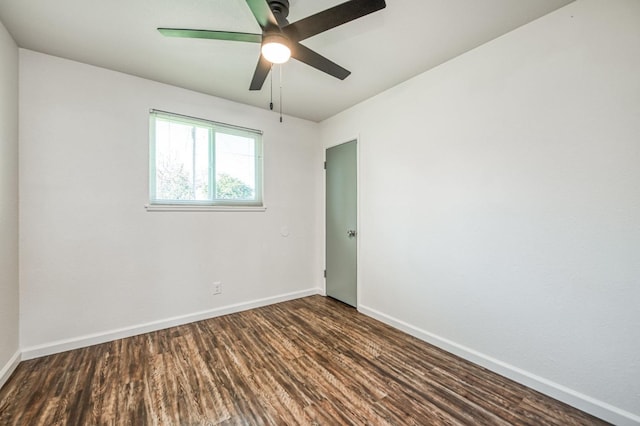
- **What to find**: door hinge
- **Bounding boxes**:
[324,269,327,278]
[324,161,326,170]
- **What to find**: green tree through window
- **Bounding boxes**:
[216,173,254,199]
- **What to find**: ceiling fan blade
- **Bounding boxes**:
[283,0,386,42]
[291,43,351,80]
[245,0,279,30]
[158,28,262,43]
[250,55,272,90]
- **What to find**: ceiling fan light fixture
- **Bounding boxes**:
[261,33,291,64]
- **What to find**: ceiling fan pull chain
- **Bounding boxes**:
[270,64,274,111]
[279,64,283,123]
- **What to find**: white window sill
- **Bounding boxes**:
[145,204,266,212]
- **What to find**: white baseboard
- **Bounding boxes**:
[358,304,640,426]
[0,350,21,389]
[22,288,321,361]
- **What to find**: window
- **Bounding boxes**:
[149,110,263,209]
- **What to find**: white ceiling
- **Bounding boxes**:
[0,0,573,122]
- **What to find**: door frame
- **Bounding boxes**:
[324,136,361,308]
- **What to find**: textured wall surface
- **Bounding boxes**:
[0,18,19,387]
[19,50,322,351]
[321,1,640,423]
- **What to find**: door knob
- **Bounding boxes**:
[347,230,357,238]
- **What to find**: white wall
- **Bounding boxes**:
[19,50,322,355]
[0,19,20,387]
[321,0,640,424]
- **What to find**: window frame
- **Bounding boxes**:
[147,110,264,211]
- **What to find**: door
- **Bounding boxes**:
[325,140,357,307]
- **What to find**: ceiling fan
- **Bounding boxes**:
[158,0,387,91]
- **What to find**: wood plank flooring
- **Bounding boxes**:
[0,295,608,425]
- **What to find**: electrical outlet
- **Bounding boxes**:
[212,281,222,295]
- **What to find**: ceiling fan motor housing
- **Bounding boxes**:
[268,0,290,24]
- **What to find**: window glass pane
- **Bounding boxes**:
[149,110,262,207]
[154,119,210,201]
[215,132,256,201]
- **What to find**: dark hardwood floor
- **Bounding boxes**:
[0,295,608,425]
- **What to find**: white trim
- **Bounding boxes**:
[22,288,321,360]
[145,204,267,212]
[359,304,640,426]
[150,109,263,135]
[355,136,361,309]
[0,350,21,389]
